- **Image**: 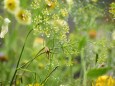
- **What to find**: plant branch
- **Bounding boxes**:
[40,66,59,85]
[10,29,33,86]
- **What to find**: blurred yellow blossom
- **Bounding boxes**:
[93,75,115,86]
[53,19,68,31]
[109,2,115,18]
[15,9,31,25]
[38,63,45,69]
[31,0,40,9]
[60,9,68,17]
[33,37,45,49]
[89,29,97,39]
[51,19,68,27]
[4,0,20,14]
[45,0,56,9]
[112,30,115,40]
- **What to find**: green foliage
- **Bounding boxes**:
[0,15,3,26]
[31,0,69,43]
[78,37,87,50]
[87,67,112,79]
[0,0,115,86]
[109,2,115,18]
[71,1,103,30]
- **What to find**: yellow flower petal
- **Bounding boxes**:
[93,75,115,86]
[15,9,31,25]
[4,0,20,14]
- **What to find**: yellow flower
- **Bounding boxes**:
[112,30,115,40]
[89,29,97,39]
[45,0,56,9]
[93,75,115,86]
[4,0,20,14]
[51,19,68,27]
[15,9,31,25]
[60,9,68,17]
[38,63,45,69]
[33,37,45,49]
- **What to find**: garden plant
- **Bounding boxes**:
[0,0,115,86]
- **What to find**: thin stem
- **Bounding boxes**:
[40,66,59,85]
[108,48,112,66]
[17,51,45,70]
[17,51,45,83]
[49,34,55,70]
[81,48,86,86]
[10,29,33,86]
[17,47,45,69]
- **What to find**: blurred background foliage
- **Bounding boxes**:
[0,0,115,86]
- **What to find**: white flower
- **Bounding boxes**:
[112,30,115,40]
[0,18,11,38]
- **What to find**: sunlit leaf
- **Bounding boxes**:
[87,67,112,79]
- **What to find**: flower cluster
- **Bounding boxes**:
[93,39,108,65]
[31,0,40,9]
[109,2,115,19]
[4,0,31,25]
[31,0,69,43]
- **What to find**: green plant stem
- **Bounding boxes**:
[18,52,45,70]
[17,47,45,69]
[69,56,73,84]
[49,35,55,71]
[81,48,86,86]
[10,29,33,86]
[40,66,59,85]
[16,48,45,85]
[108,48,112,66]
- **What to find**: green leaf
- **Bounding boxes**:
[78,36,86,50]
[87,67,112,79]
